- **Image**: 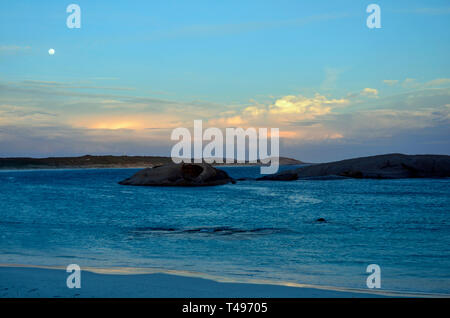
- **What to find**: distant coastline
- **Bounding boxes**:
[0,155,303,170]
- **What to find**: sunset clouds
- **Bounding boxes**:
[1,1,449,161]
[1,76,449,161]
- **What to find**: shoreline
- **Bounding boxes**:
[0,164,303,171]
[0,155,304,171]
[0,165,268,171]
[0,163,305,172]
[1,263,447,298]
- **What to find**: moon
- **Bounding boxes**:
[48,48,55,55]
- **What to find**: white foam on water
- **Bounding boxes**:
[287,194,322,204]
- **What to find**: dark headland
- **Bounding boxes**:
[0,155,303,170]
[258,154,450,180]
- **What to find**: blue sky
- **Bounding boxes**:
[0,0,449,161]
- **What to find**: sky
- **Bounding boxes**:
[0,0,449,162]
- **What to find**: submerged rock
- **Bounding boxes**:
[118,163,235,187]
[258,172,298,181]
[258,154,450,180]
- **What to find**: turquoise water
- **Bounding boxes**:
[0,166,449,294]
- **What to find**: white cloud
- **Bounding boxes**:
[0,45,31,54]
[243,106,266,117]
[269,94,348,118]
[361,88,379,97]
[424,78,450,87]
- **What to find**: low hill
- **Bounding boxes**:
[258,154,450,180]
[0,155,303,170]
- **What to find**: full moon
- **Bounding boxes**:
[48,48,55,55]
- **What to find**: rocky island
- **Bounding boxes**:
[258,154,450,181]
[119,163,235,187]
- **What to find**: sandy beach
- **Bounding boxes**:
[0,264,430,298]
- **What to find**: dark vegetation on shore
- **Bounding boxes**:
[0,155,303,170]
[0,155,173,169]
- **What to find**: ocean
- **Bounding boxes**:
[0,166,449,295]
